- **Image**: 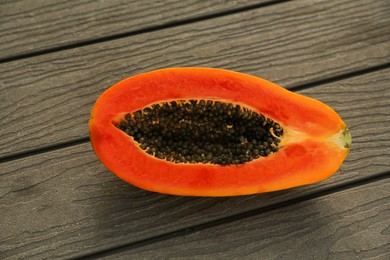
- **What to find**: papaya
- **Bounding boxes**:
[89,68,351,196]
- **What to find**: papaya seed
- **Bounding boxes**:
[115,99,283,165]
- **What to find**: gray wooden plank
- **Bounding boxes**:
[111,178,390,259]
[0,0,264,60]
[1,68,389,259]
[1,0,390,158]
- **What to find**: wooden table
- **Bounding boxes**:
[1,0,389,259]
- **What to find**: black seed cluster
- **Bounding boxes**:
[115,100,283,165]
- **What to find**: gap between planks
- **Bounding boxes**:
[0,0,290,64]
[73,170,390,259]
[1,61,389,164]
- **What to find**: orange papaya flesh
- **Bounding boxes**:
[89,68,351,196]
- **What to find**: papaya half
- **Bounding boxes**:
[89,68,351,196]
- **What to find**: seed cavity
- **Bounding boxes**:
[114,99,283,165]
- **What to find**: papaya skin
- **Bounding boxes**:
[89,68,351,196]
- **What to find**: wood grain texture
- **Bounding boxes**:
[1,0,390,158]
[0,0,260,59]
[112,179,390,259]
[1,68,389,259]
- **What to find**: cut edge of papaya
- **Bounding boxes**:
[89,67,351,196]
